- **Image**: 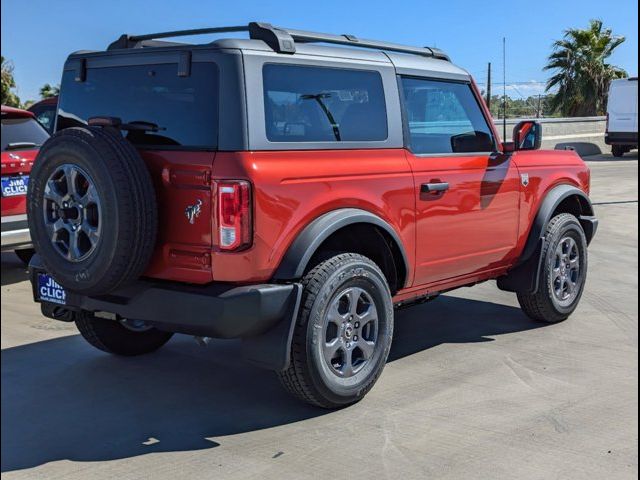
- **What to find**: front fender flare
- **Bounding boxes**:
[498,184,597,294]
[520,184,595,264]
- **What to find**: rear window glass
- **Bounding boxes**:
[1,117,49,151]
[263,64,387,142]
[57,63,219,149]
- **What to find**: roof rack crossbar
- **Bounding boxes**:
[106,22,450,61]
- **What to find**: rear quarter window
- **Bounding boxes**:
[263,64,388,142]
[57,62,219,149]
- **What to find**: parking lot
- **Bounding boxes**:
[1,153,637,479]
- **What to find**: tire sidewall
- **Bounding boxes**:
[541,216,588,316]
[304,259,393,406]
[28,130,121,292]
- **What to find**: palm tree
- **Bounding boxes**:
[39,83,60,99]
[545,19,628,116]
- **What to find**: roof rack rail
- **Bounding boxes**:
[282,26,450,61]
[107,22,450,61]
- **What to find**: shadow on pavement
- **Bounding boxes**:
[555,141,602,156]
[1,252,29,287]
[1,295,542,472]
[582,150,638,162]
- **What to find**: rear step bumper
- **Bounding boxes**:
[29,255,302,370]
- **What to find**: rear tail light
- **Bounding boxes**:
[215,180,252,251]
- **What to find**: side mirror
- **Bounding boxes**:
[513,120,542,151]
[502,141,516,153]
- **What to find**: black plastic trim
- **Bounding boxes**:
[497,184,596,294]
[605,132,638,145]
[272,208,409,287]
[519,185,595,265]
[29,256,301,340]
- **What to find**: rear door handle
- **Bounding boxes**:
[421,182,450,194]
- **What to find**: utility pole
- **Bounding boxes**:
[537,94,542,118]
[486,62,491,113]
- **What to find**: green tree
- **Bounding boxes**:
[39,83,60,99]
[544,19,627,116]
[1,56,21,107]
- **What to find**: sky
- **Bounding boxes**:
[1,0,638,102]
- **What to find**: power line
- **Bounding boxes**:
[475,80,548,86]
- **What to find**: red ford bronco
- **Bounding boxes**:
[28,23,597,408]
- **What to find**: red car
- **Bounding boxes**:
[27,23,597,408]
[1,105,49,263]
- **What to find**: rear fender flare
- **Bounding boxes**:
[272,208,409,288]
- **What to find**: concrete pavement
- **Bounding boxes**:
[1,153,637,479]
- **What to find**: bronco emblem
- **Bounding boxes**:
[185,199,203,224]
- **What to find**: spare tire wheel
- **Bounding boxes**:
[27,126,158,295]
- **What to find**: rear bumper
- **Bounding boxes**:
[29,255,302,370]
[1,214,31,250]
[605,132,638,145]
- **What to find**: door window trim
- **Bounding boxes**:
[397,75,498,157]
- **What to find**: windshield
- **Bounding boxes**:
[57,62,219,149]
[1,117,49,151]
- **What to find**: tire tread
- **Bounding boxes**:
[277,253,391,408]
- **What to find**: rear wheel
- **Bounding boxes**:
[517,213,588,323]
[612,145,625,157]
[75,311,173,356]
[278,253,394,408]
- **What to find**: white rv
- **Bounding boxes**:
[605,77,638,157]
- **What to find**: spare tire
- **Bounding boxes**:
[28,126,157,295]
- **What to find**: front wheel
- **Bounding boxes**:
[75,311,173,356]
[517,213,588,323]
[278,253,394,408]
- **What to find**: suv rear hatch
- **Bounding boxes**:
[57,55,220,283]
[2,110,49,217]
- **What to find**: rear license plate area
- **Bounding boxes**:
[1,175,29,197]
[36,273,67,305]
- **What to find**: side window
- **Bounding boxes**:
[263,64,387,142]
[400,77,495,154]
[34,106,56,133]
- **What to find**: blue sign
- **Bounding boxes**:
[1,176,29,197]
[37,273,66,305]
